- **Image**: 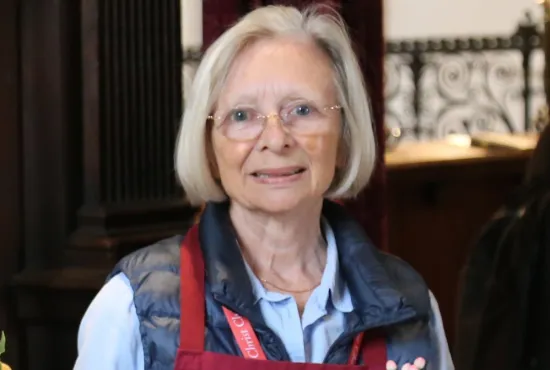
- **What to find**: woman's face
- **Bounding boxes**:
[211,36,342,214]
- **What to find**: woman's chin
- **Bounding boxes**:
[246,193,318,215]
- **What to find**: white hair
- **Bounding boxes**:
[175,4,377,206]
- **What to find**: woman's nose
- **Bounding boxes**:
[255,114,293,152]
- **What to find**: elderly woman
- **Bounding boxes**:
[75,5,453,370]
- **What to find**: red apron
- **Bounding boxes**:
[174,225,388,370]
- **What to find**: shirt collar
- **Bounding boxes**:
[243,218,353,313]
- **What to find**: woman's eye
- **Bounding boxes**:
[293,104,311,116]
[230,110,249,122]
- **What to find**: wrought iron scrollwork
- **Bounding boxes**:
[385,14,546,142]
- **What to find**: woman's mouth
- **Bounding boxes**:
[251,167,306,178]
[250,167,307,184]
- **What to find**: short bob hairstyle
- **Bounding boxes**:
[175,5,376,206]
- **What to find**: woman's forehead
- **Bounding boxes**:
[217,37,336,107]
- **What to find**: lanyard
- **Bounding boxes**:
[223,307,365,365]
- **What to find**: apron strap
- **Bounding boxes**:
[179,224,206,352]
[361,330,387,367]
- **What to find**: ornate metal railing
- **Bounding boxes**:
[385,14,546,141]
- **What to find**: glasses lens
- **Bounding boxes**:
[222,108,263,140]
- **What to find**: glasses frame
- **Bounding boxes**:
[207,104,343,141]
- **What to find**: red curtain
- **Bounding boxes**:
[203,0,243,48]
[202,0,387,249]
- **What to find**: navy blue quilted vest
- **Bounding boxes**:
[108,201,437,370]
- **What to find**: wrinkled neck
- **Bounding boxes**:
[229,201,326,278]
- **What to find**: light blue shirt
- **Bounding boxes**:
[74,221,454,369]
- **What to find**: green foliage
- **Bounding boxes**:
[0,331,5,358]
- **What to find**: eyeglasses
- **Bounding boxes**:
[207,102,342,141]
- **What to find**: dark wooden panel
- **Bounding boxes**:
[20,0,83,268]
[69,0,195,267]
[386,143,532,348]
[0,0,22,366]
[12,268,107,370]
[82,0,183,204]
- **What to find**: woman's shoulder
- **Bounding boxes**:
[122,234,184,266]
[377,252,426,284]
[103,234,186,317]
[108,234,185,283]
[377,252,431,317]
